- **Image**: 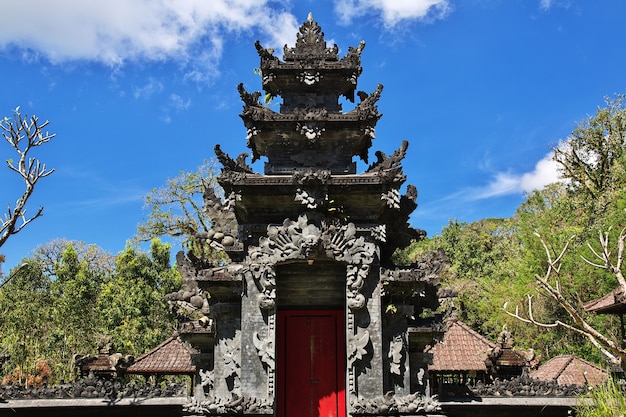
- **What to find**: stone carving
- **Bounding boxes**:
[290,150,333,166]
[341,40,366,67]
[238,83,275,132]
[245,262,276,310]
[355,84,384,120]
[73,338,135,379]
[297,122,325,142]
[245,126,259,144]
[292,169,331,209]
[193,187,240,257]
[388,335,404,375]
[378,185,428,262]
[186,395,273,415]
[346,265,367,310]
[298,70,321,85]
[466,374,587,398]
[237,82,261,108]
[381,188,401,209]
[291,168,331,185]
[283,13,338,61]
[245,215,376,312]
[293,106,328,120]
[0,375,187,401]
[199,369,214,393]
[254,40,278,64]
[222,333,241,380]
[171,15,449,417]
[367,140,409,184]
[295,187,327,209]
[350,392,441,416]
[167,252,212,326]
[214,144,253,174]
[370,224,387,242]
[253,331,275,371]
[348,329,370,367]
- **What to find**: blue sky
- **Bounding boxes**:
[1,0,625,270]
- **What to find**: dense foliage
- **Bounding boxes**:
[0,239,180,385]
[135,159,228,265]
[398,94,626,367]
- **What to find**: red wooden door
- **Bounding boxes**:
[277,310,346,417]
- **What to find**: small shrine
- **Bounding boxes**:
[426,320,531,397]
[169,14,447,417]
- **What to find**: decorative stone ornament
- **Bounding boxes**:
[169,14,446,417]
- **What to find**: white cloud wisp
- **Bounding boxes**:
[471,152,562,200]
[335,0,451,27]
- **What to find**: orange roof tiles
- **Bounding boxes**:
[530,355,608,387]
[426,319,495,372]
[583,288,626,314]
[128,334,197,374]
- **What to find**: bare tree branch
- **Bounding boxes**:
[506,232,626,370]
[1,107,56,248]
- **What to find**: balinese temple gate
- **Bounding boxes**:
[170,14,447,417]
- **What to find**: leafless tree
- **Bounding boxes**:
[506,230,626,371]
[1,107,55,248]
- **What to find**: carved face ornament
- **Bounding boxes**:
[299,70,321,85]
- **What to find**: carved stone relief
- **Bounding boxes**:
[381,188,401,209]
[388,335,405,375]
[253,331,275,371]
[348,329,370,367]
[350,393,441,416]
[298,70,321,85]
[297,122,325,142]
[246,215,377,283]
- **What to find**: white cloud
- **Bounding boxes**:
[539,0,553,10]
[335,0,451,27]
[472,152,562,200]
[539,0,572,11]
[133,78,164,100]
[0,0,299,73]
[168,94,192,112]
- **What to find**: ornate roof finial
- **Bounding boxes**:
[283,14,338,61]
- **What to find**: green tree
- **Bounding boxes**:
[507,228,626,371]
[47,245,107,380]
[553,94,626,218]
[136,160,219,247]
[32,238,115,278]
[505,95,626,365]
[0,239,180,384]
[0,260,53,385]
[97,239,180,355]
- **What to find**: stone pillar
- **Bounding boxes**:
[383,304,413,396]
[211,303,241,402]
[240,271,274,408]
[349,267,383,400]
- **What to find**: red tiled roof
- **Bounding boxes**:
[426,320,495,372]
[583,288,626,314]
[530,355,608,387]
[500,349,526,366]
[127,334,197,374]
[84,355,116,372]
